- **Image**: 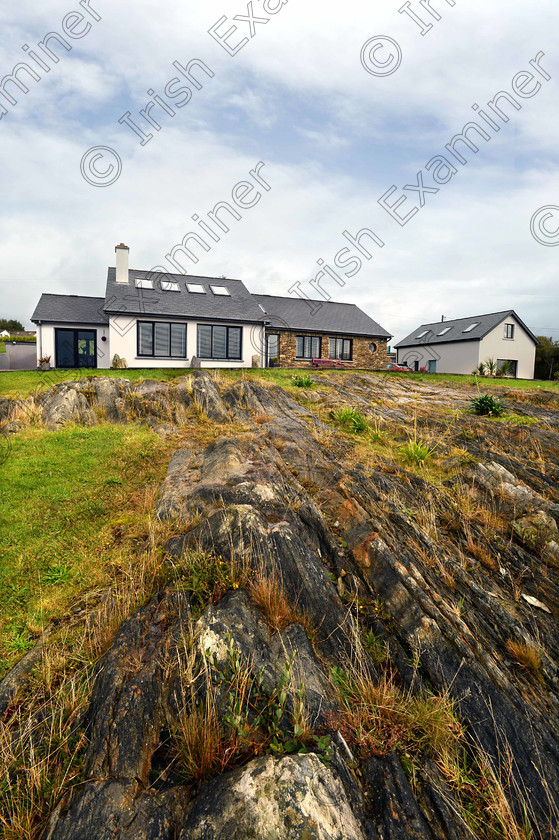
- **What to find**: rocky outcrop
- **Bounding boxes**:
[40,383,98,429]
[2,372,558,839]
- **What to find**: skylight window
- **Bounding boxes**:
[186,283,206,294]
[135,278,153,289]
[462,322,480,333]
[210,285,231,296]
[161,280,180,292]
[437,326,452,336]
[415,330,429,338]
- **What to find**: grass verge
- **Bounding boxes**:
[0,423,175,676]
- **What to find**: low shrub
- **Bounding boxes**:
[330,407,369,433]
[292,374,314,388]
[470,394,505,416]
[402,440,431,464]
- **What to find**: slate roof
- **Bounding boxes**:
[395,310,538,348]
[104,269,266,324]
[31,294,108,325]
[31,270,390,338]
[253,294,392,338]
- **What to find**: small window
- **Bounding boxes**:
[329,337,352,361]
[462,322,480,333]
[369,342,377,354]
[161,280,180,292]
[210,285,231,296]
[437,326,452,336]
[296,335,321,359]
[187,283,206,294]
[504,323,515,339]
[415,330,429,339]
[135,278,154,289]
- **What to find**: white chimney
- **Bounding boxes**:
[115,243,130,284]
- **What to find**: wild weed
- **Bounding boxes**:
[330,407,369,433]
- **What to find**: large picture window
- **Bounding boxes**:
[197,324,242,360]
[329,338,353,360]
[296,335,320,359]
[137,321,187,358]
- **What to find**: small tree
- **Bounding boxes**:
[484,357,497,377]
[535,336,559,380]
[0,318,24,333]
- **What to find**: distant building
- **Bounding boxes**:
[395,311,538,379]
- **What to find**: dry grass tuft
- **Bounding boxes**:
[506,638,544,682]
[248,574,296,633]
[254,412,273,425]
[328,664,463,760]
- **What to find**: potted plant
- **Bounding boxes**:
[38,355,51,371]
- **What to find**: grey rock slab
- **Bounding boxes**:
[181,753,367,840]
[41,383,98,429]
[192,373,230,423]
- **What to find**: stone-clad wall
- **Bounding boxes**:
[268,330,387,370]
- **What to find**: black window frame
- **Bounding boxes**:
[328,337,353,361]
[137,320,187,359]
[295,335,321,359]
[197,324,243,361]
[504,323,515,339]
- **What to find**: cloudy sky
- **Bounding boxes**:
[1,0,558,344]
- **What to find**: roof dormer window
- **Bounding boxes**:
[186,283,206,294]
[135,278,154,289]
[462,322,480,333]
[210,285,231,296]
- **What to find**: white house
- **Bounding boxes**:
[0,330,10,339]
[395,311,538,379]
[31,244,391,371]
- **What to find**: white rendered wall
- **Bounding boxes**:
[397,340,479,374]
[36,324,111,369]
[109,316,265,368]
[478,315,536,379]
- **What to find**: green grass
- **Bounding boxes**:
[1,366,557,401]
[382,370,559,392]
[0,342,5,354]
[0,423,172,676]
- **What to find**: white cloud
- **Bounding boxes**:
[0,0,557,346]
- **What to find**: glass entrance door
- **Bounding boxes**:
[77,331,97,367]
[55,329,97,368]
[266,334,280,367]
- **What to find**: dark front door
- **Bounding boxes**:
[55,329,97,369]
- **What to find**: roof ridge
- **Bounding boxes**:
[415,310,513,329]
[254,293,358,307]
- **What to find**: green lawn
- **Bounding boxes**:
[0,423,172,676]
[0,367,191,399]
[1,366,557,400]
